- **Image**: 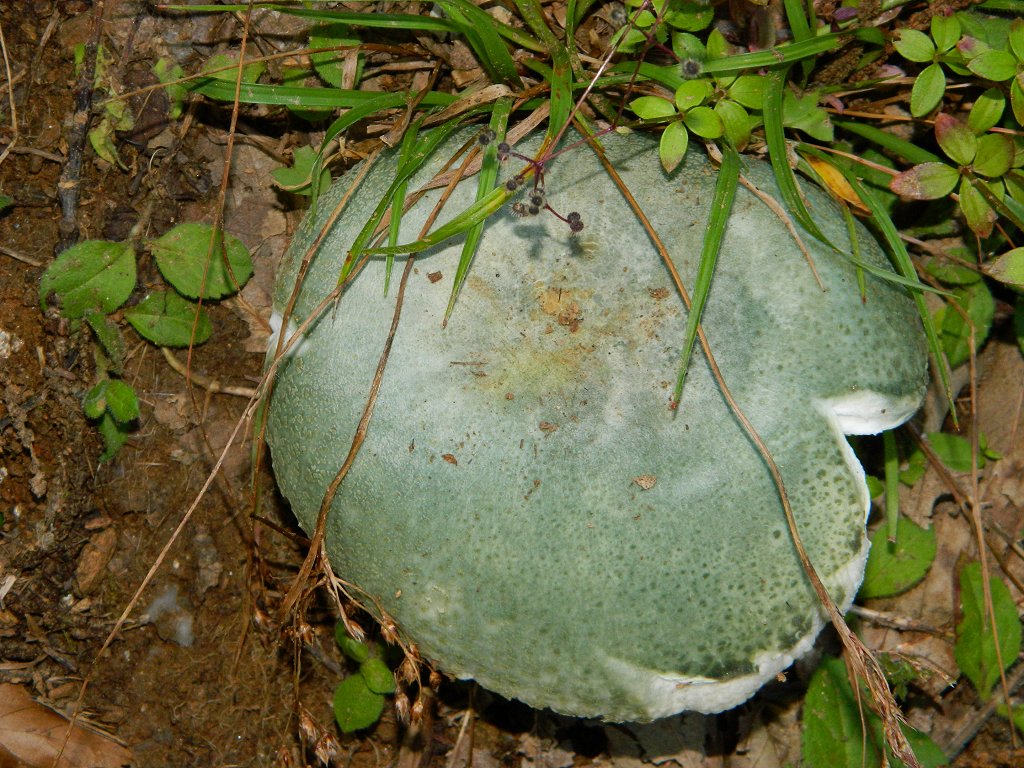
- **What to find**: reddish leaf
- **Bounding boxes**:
[959,178,997,238]
[935,113,977,166]
[890,162,960,200]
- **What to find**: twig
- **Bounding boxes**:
[848,605,948,636]
[0,19,18,167]
[938,660,1024,759]
[0,244,42,267]
[56,0,106,252]
[160,347,257,399]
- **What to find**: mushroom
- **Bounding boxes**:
[265,129,928,721]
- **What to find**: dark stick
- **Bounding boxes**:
[56,0,106,253]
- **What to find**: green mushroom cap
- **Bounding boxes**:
[266,129,928,722]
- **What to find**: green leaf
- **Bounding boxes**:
[83,379,139,423]
[309,23,362,89]
[893,28,936,62]
[715,100,751,149]
[124,290,213,347]
[955,561,1022,700]
[150,223,253,299]
[88,117,126,170]
[932,14,962,53]
[1015,296,1024,356]
[967,88,1005,133]
[272,145,332,197]
[682,105,723,139]
[910,63,946,117]
[360,657,397,694]
[972,133,1015,178]
[39,240,136,319]
[782,89,832,141]
[1012,75,1024,126]
[82,382,107,420]
[1010,18,1024,61]
[802,656,883,768]
[335,626,370,663]
[935,113,977,165]
[0,194,12,212]
[96,410,132,461]
[630,95,676,120]
[958,177,997,238]
[153,58,187,120]
[967,49,1019,81]
[664,1,713,32]
[803,656,949,768]
[889,162,960,200]
[936,279,995,367]
[201,52,265,84]
[725,75,765,109]
[658,120,689,173]
[674,79,711,111]
[925,260,982,286]
[333,673,385,732]
[927,430,986,472]
[860,516,937,599]
[988,247,1024,288]
[85,310,125,373]
[671,31,706,64]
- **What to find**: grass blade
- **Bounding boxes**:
[671,143,740,409]
[834,120,941,165]
[444,98,514,326]
[339,120,466,284]
[365,185,511,258]
[844,176,955,414]
[189,78,456,109]
[435,0,523,86]
[762,70,834,247]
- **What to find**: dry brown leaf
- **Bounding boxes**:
[0,684,133,768]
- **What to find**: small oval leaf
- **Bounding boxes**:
[333,674,385,733]
[630,95,676,121]
[910,63,946,118]
[889,162,960,200]
[893,28,935,62]
[682,105,724,139]
[955,562,1022,700]
[658,121,689,173]
[124,290,213,347]
[150,223,253,299]
[967,87,1005,134]
[972,133,1014,178]
[859,516,936,600]
[967,49,1018,82]
[934,113,977,166]
[39,240,136,319]
[987,247,1024,288]
[360,657,396,694]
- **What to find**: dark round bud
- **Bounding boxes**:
[478,128,496,146]
[567,212,584,233]
[505,177,521,192]
[497,142,511,161]
[527,205,540,216]
[679,58,703,80]
[529,191,545,208]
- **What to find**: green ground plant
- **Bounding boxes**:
[71,0,1024,762]
[39,223,253,458]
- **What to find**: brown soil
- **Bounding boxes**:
[0,3,1022,768]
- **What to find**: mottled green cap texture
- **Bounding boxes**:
[265,129,928,722]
